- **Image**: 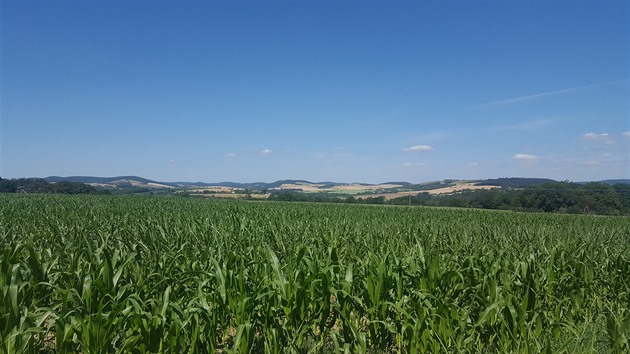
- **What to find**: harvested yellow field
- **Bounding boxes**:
[188,186,244,193]
[355,182,500,200]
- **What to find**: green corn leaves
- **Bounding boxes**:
[0,194,628,353]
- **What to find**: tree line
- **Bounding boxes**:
[0,177,109,195]
[392,182,630,215]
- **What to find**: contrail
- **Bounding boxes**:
[478,79,627,107]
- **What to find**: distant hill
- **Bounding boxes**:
[384,181,412,187]
[594,179,630,185]
[172,181,274,189]
[45,176,176,189]
[46,176,158,184]
[44,176,348,191]
[173,179,343,190]
[475,178,557,188]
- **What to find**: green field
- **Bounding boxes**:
[1,194,629,353]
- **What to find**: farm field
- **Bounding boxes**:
[355,182,500,201]
[269,183,403,195]
[1,194,629,353]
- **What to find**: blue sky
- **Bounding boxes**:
[2,0,628,183]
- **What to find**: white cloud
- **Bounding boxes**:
[402,145,433,152]
[580,132,610,141]
[402,162,426,167]
[513,154,539,161]
[468,162,479,166]
[225,153,236,158]
[622,131,630,138]
[260,148,272,155]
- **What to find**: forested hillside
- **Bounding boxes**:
[0,177,106,195]
[387,182,630,215]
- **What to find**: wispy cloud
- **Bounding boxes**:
[493,118,555,131]
[580,132,614,144]
[479,79,627,107]
[313,148,353,165]
[622,131,630,138]
[402,162,426,167]
[402,145,434,152]
[580,160,599,166]
[581,132,609,141]
[407,131,448,143]
[239,147,274,155]
[513,154,539,161]
[225,153,236,158]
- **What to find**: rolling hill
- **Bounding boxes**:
[44,176,630,194]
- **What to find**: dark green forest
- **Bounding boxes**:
[0,177,107,195]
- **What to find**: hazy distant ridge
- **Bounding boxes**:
[589,179,630,185]
[44,176,345,190]
[45,176,160,185]
[45,176,630,191]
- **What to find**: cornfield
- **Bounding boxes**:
[1,194,629,353]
